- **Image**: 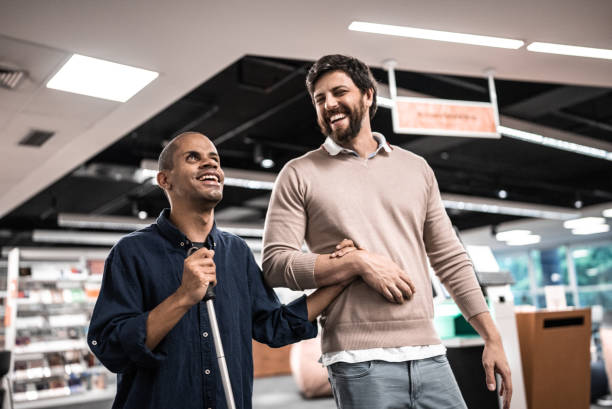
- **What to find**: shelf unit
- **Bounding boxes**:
[5,248,117,408]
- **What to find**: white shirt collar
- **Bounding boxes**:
[322,132,392,157]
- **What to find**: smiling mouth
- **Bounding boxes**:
[197,174,221,185]
[328,113,347,126]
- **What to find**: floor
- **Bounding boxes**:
[10,375,611,409]
[253,375,335,409]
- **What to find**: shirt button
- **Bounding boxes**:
[180,242,185,247]
[202,332,208,338]
[91,340,97,346]
[204,369,211,375]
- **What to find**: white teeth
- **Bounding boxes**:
[198,175,218,182]
[330,114,346,123]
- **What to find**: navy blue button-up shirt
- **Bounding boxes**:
[88,209,317,409]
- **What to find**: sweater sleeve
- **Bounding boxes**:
[422,163,489,320]
[262,164,318,290]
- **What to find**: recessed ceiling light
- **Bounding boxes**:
[527,42,612,60]
[495,230,531,242]
[571,224,610,235]
[563,217,605,230]
[497,189,508,199]
[506,235,541,246]
[348,22,524,49]
[47,54,159,102]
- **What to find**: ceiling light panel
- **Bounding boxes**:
[562,217,606,230]
[527,42,612,60]
[47,54,159,102]
[499,126,612,161]
[349,22,524,49]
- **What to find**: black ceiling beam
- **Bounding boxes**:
[551,110,612,133]
[213,91,306,146]
[503,86,609,119]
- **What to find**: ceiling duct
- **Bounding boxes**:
[0,67,26,89]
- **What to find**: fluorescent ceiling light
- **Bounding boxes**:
[349,21,524,49]
[506,235,541,246]
[224,177,275,190]
[442,194,579,220]
[495,230,532,241]
[376,96,394,108]
[58,213,264,237]
[58,213,153,230]
[563,217,606,230]
[603,208,612,218]
[32,230,124,246]
[527,42,612,60]
[47,54,158,102]
[499,126,612,161]
[571,224,610,235]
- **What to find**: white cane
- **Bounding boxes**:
[188,245,236,409]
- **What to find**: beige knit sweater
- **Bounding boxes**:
[262,143,488,354]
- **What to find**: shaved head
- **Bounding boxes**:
[158,132,207,171]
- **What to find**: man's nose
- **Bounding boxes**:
[325,96,339,111]
[199,160,218,168]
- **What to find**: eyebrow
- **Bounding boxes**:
[314,85,348,100]
[183,150,220,159]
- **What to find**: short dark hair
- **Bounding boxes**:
[305,54,378,120]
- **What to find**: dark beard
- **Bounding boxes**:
[318,101,366,144]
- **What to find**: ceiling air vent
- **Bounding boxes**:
[19,129,55,147]
[0,68,25,89]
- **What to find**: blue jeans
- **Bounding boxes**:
[327,356,468,409]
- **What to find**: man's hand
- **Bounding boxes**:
[328,239,415,303]
[329,238,361,258]
[482,337,512,409]
[176,247,217,306]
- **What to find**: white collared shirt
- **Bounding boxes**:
[322,132,392,158]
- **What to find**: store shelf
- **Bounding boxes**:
[14,386,116,409]
[14,339,88,354]
[8,251,110,408]
[13,365,110,382]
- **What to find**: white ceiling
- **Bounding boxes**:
[1,0,611,219]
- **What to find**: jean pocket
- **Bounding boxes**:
[430,354,448,364]
[329,361,374,379]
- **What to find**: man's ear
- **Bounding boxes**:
[157,171,171,190]
[364,88,374,108]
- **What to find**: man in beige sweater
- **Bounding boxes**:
[262,55,512,409]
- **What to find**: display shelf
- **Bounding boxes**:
[14,339,88,355]
[14,386,116,408]
[13,364,110,382]
[7,249,111,409]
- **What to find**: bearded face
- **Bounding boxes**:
[318,97,367,144]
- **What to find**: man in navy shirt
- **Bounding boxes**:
[88,132,350,409]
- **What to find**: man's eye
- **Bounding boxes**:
[187,153,198,160]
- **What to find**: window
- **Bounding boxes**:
[571,243,612,309]
[531,247,569,286]
[495,252,533,305]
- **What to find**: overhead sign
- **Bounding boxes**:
[393,97,500,138]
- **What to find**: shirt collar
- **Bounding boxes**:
[156,208,218,249]
[322,132,392,157]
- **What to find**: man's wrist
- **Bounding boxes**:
[173,287,197,310]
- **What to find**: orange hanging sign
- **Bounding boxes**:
[393,97,500,138]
